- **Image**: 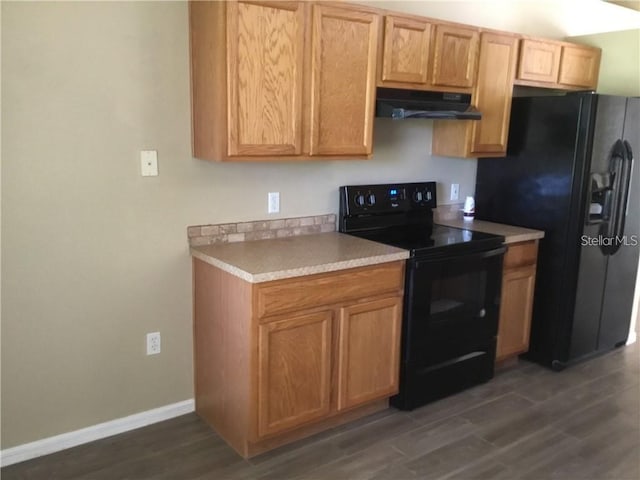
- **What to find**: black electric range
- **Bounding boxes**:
[349,223,504,258]
[339,182,506,410]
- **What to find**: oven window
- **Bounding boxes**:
[404,251,503,365]
[431,268,487,323]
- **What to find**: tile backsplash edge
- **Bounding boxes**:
[188,214,336,246]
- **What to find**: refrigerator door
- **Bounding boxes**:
[599,140,633,255]
[475,94,595,366]
[571,96,627,361]
[599,98,640,350]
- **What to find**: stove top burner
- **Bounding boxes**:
[351,224,503,257]
[339,182,504,257]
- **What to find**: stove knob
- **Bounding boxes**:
[354,194,365,207]
[424,190,432,202]
[413,191,423,203]
[366,193,376,206]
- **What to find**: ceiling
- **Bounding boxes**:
[605,1,640,12]
[561,0,640,35]
[360,1,640,37]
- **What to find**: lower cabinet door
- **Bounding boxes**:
[337,297,402,411]
[496,264,536,361]
[257,311,332,437]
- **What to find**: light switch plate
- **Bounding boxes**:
[141,150,158,177]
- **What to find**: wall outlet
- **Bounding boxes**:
[146,332,161,355]
[140,150,158,177]
[450,183,460,201]
[268,192,280,214]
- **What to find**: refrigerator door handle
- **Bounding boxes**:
[600,139,633,255]
[623,140,634,219]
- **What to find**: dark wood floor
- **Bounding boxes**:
[3,343,639,480]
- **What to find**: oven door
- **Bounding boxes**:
[402,246,505,367]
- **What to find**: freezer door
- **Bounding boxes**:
[476,94,594,367]
[599,97,640,350]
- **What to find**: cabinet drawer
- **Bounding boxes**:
[257,262,404,319]
[504,240,538,269]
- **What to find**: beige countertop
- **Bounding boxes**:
[436,218,545,244]
[190,232,410,283]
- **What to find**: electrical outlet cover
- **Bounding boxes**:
[146,332,161,355]
[450,183,460,201]
[268,192,280,214]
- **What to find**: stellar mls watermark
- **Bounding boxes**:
[581,235,639,247]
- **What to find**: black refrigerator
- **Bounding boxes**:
[475,93,639,370]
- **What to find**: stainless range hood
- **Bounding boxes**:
[376,87,481,120]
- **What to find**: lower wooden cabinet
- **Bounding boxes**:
[337,297,402,410]
[258,311,333,437]
[193,259,404,457]
[496,240,539,362]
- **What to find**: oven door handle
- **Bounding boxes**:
[413,246,506,267]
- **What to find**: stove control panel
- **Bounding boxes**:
[340,182,437,216]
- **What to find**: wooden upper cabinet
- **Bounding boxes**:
[432,31,518,158]
[558,45,601,88]
[517,39,561,83]
[431,24,479,88]
[470,32,519,155]
[337,297,401,411]
[227,1,305,156]
[309,5,379,156]
[516,38,600,90]
[380,15,431,85]
[190,0,306,161]
[191,1,602,162]
[190,0,378,161]
[257,311,332,437]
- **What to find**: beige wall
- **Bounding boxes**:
[568,29,640,96]
[1,0,633,450]
[1,1,478,448]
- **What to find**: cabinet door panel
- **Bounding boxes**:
[381,16,431,85]
[310,5,378,155]
[517,39,561,83]
[337,297,402,411]
[431,24,478,88]
[471,33,518,155]
[227,1,304,156]
[496,264,536,361]
[558,45,601,89]
[258,311,332,437]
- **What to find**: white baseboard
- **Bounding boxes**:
[0,399,195,467]
[627,330,637,345]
